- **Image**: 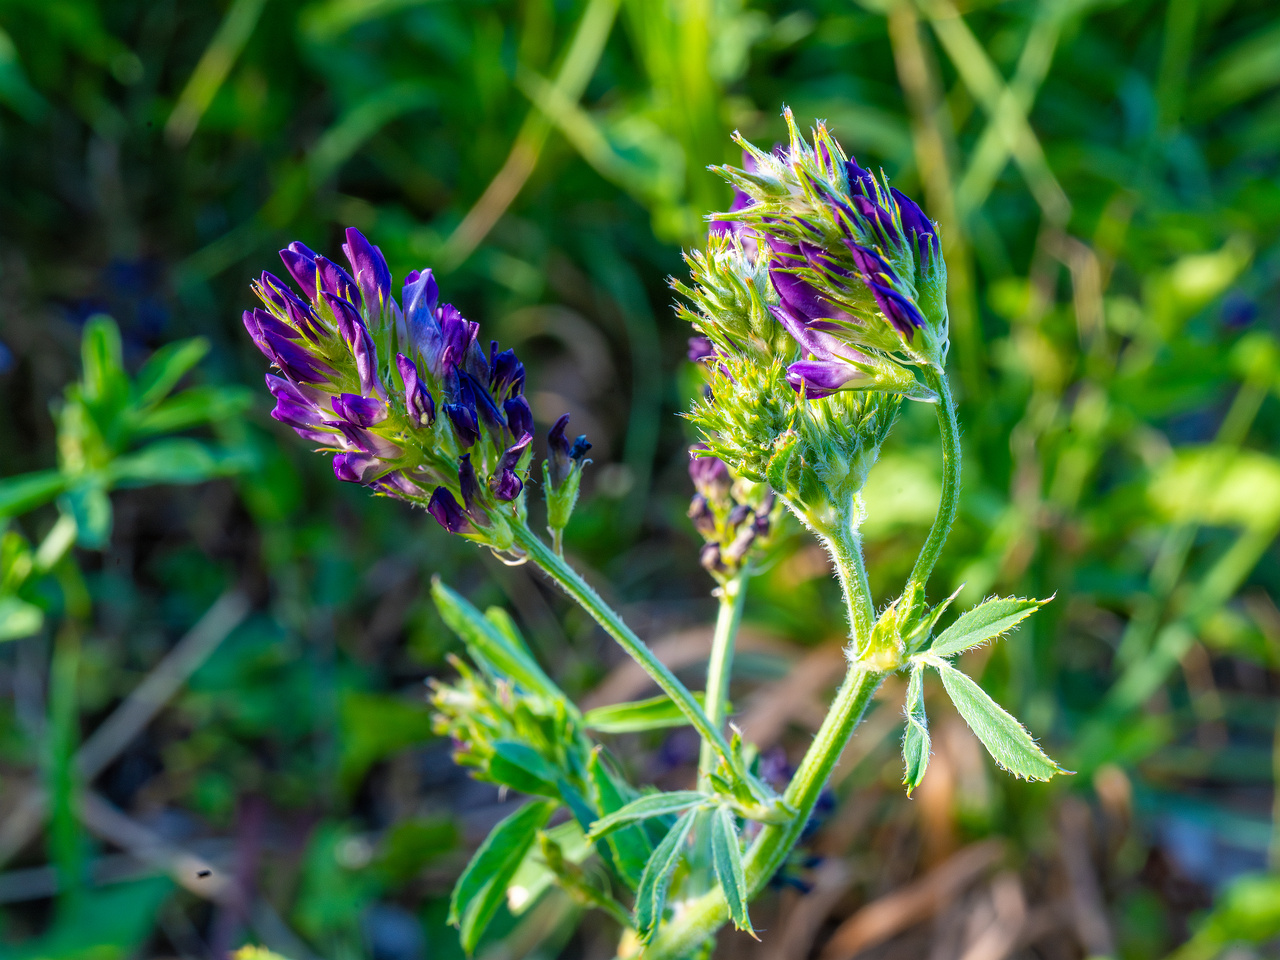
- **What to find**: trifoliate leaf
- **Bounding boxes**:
[711,806,755,936]
[901,665,931,796]
[634,808,696,943]
[935,661,1070,782]
[928,595,1048,658]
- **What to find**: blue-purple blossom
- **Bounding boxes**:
[243,226,558,548]
[702,110,949,398]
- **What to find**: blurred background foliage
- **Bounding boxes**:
[0,0,1279,957]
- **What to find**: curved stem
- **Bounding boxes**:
[698,567,750,789]
[908,366,961,594]
[638,511,882,959]
[513,523,743,781]
[827,502,875,651]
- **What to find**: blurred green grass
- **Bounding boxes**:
[0,0,1278,957]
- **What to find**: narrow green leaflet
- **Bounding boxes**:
[901,665,931,796]
[449,799,556,953]
[484,606,538,661]
[634,808,696,943]
[586,748,651,888]
[583,692,718,733]
[0,470,66,519]
[586,790,708,841]
[710,806,754,936]
[929,596,1048,658]
[432,579,563,702]
[487,741,561,797]
[935,661,1069,782]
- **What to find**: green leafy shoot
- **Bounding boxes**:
[710,806,755,936]
[583,692,721,733]
[928,596,1050,658]
[934,661,1071,781]
[901,664,931,796]
[449,800,556,954]
[486,740,562,797]
[634,808,697,943]
[586,791,709,842]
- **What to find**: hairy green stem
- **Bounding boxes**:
[908,366,961,594]
[698,568,750,789]
[642,666,885,960]
[513,524,744,781]
[637,520,881,960]
[827,506,875,651]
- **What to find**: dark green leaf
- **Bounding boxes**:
[711,806,754,936]
[449,800,556,954]
[929,596,1047,658]
[487,741,560,797]
[133,337,211,408]
[936,661,1069,782]
[587,747,651,889]
[0,470,66,519]
[634,808,696,943]
[586,790,708,841]
[432,579,562,701]
[583,692,717,733]
[902,665,930,796]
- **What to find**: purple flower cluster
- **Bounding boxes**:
[705,114,947,399]
[243,227,542,542]
[687,446,774,577]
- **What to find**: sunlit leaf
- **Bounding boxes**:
[583,692,717,733]
[928,596,1047,658]
[431,579,563,701]
[935,661,1069,782]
